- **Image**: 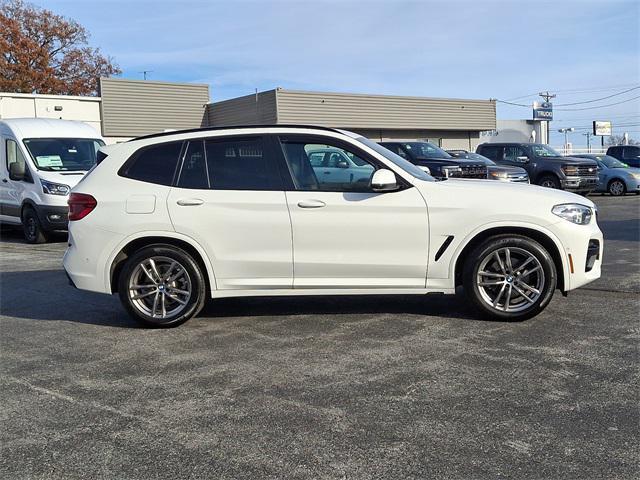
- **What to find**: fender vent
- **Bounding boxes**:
[435,235,455,261]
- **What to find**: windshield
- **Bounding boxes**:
[402,142,452,159]
[466,152,496,165]
[530,144,561,157]
[23,138,105,171]
[595,155,628,168]
[356,137,434,181]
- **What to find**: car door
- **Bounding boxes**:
[0,137,28,222]
[276,134,429,289]
[167,135,293,290]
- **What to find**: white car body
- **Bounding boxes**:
[63,126,602,324]
[0,118,104,239]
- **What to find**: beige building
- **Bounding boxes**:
[0,78,210,144]
[208,88,497,150]
[1,82,496,149]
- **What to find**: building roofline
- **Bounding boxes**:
[0,91,101,101]
[129,124,344,142]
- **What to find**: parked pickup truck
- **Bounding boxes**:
[380,141,487,179]
[476,143,598,193]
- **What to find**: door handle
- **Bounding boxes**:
[1,178,7,183]
[297,200,326,209]
[176,198,204,206]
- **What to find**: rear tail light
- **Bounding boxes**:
[68,193,97,221]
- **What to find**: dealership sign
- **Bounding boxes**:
[593,121,612,136]
[532,101,553,121]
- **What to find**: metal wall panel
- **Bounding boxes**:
[99,78,209,137]
[275,89,496,131]
[207,90,278,126]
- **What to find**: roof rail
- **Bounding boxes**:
[129,124,343,142]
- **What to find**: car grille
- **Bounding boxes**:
[451,165,488,179]
[507,173,529,182]
[573,166,598,177]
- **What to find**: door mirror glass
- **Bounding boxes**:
[370,169,398,192]
[9,159,25,181]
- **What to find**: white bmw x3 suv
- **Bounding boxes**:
[63,126,603,327]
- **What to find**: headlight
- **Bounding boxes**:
[417,165,431,175]
[40,179,71,196]
[489,171,508,179]
[631,173,640,179]
[552,203,593,225]
[561,165,579,176]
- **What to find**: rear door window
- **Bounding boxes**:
[120,141,183,186]
[205,136,282,191]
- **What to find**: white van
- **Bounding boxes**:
[0,118,105,243]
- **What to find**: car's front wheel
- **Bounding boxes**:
[538,175,561,189]
[463,235,557,321]
[22,207,49,244]
[118,245,207,327]
[607,179,626,196]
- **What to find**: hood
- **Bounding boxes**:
[416,177,595,212]
[537,156,598,166]
[35,169,86,188]
[486,164,527,174]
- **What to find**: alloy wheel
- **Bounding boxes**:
[476,247,545,313]
[128,256,192,319]
[609,180,625,196]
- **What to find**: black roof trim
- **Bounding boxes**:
[129,124,343,142]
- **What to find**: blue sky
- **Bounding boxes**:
[40,0,639,145]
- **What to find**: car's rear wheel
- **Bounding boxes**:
[463,235,557,321]
[118,245,206,327]
[22,207,49,244]
[607,179,626,196]
[538,175,561,189]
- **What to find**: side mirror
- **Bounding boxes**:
[516,156,530,163]
[336,160,349,169]
[370,168,398,192]
[9,161,25,181]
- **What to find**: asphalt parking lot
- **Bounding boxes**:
[1,195,638,479]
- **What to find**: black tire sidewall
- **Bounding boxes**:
[463,235,557,321]
[22,208,47,244]
[118,245,206,328]
[538,175,560,189]
[608,179,625,196]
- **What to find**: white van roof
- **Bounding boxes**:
[0,118,101,140]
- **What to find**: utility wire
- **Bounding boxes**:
[554,86,640,106]
[555,95,640,111]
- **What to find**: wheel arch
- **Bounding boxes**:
[108,234,216,294]
[607,177,626,191]
[453,225,566,292]
[533,171,560,184]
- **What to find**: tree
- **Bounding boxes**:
[0,0,120,96]
[606,134,640,146]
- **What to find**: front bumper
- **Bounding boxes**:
[36,205,69,231]
[561,176,598,192]
[549,218,603,291]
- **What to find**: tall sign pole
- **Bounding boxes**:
[538,91,556,144]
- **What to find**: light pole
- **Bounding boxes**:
[558,127,574,154]
[582,132,592,153]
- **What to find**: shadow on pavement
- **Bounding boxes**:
[0,268,484,327]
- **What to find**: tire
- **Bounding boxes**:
[118,244,207,327]
[22,207,49,244]
[607,179,626,196]
[537,175,561,189]
[463,235,557,321]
